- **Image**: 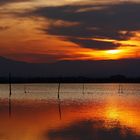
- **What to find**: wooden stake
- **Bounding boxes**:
[9,73,12,97]
[57,82,62,120]
[24,85,27,94]
[58,83,61,99]
[118,84,123,93]
[83,83,85,94]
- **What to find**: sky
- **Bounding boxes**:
[0,0,140,63]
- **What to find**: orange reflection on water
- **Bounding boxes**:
[0,93,140,140]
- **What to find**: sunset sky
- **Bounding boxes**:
[0,0,140,63]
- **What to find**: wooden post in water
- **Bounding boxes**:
[118,84,120,93]
[118,84,123,93]
[8,73,12,118]
[57,82,62,120]
[58,83,61,99]
[24,85,27,94]
[9,73,12,97]
[82,83,85,94]
[121,84,123,93]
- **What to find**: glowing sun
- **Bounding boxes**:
[106,50,121,55]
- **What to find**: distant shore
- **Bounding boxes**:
[0,75,140,83]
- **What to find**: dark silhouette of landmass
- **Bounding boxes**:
[0,56,140,83]
[0,75,140,83]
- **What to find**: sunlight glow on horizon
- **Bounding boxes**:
[0,0,140,62]
[106,50,121,55]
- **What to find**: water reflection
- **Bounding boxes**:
[58,98,62,120]
[47,120,140,140]
[0,84,140,140]
[8,98,11,117]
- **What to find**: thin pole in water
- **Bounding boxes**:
[8,73,12,118]
[118,84,123,94]
[57,82,62,120]
[9,72,12,97]
[121,84,123,93]
[118,84,120,93]
[82,83,85,94]
[24,85,27,94]
[58,83,61,99]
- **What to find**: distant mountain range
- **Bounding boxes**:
[0,56,140,78]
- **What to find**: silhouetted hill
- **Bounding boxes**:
[0,56,140,78]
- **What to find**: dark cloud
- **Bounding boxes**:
[45,120,140,140]
[25,2,140,50]
[69,38,120,50]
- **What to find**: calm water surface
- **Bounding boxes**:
[0,83,140,140]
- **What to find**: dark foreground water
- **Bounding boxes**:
[0,83,140,140]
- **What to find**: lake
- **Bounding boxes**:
[0,83,140,140]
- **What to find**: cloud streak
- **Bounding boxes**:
[23,2,140,50]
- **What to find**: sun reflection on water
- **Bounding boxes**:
[0,84,140,140]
